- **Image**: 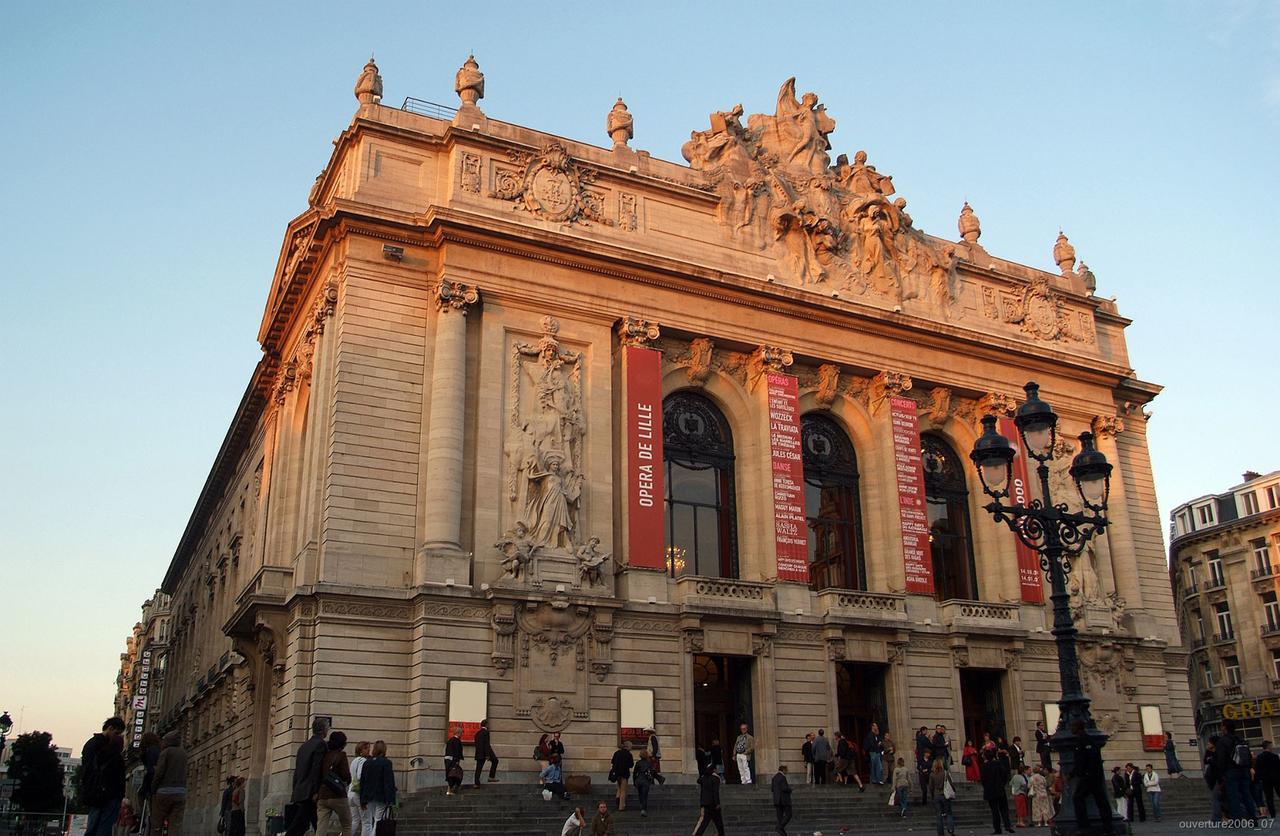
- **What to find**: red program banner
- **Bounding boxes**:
[767,373,810,582]
[890,397,933,594]
[624,346,665,569]
[1000,417,1045,603]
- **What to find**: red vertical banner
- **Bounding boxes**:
[1000,417,1045,603]
[767,372,809,582]
[890,397,933,594]
[624,346,665,569]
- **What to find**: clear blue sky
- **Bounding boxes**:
[1,1,1276,752]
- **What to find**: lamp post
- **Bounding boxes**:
[969,382,1114,836]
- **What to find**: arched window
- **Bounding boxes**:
[663,391,738,579]
[801,413,866,591]
[922,434,978,601]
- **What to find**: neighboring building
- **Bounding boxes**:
[1171,469,1280,745]
[112,591,172,749]
[144,57,1191,832]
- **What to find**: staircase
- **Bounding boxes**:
[394,775,1210,835]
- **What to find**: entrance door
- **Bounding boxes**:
[960,669,1007,747]
[836,662,888,781]
[693,654,754,782]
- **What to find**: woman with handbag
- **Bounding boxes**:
[928,758,956,836]
[359,740,398,836]
[315,732,352,836]
[962,740,981,783]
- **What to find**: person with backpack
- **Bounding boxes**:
[81,717,128,836]
[315,731,352,836]
[1215,717,1260,824]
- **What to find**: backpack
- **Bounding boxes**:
[1234,739,1253,769]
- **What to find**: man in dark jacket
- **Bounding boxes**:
[1255,740,1280,817]
[610,742,634,811]
[1215,718,1259,823]
[771,764,793,836]
[1124,762,1146,822]
[801,733,815,785]
[472,719,499,787]
[1034,721,1051,769]
[81,717,127,836]
[864,723,885,784]
[812,729,831,786]
[981,749,1013,834]
[692,765,725,835]
[930,725,951,769]
[285,717,330,836]
[1068,720,1115,833]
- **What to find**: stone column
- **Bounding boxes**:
[418,279,480,585]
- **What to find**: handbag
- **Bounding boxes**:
[943,775,956,800]
[374,809,396,836]
[608,768,617,783]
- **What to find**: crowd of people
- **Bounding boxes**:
[1200,717,1280,827]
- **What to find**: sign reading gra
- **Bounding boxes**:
[130,649,152,748]
[890,397,933,594]
[1001,417,1045,603]
[767,373,809,582]
[624,346,666,569]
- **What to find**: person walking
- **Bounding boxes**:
[444,727,464,796]
[865,722,885,785]
[931,725,952,771]
[1256,740,1280,816]
[588,800,615,835]
[891,756,911,817]
[610,741,634,810]
[917,749,933,805]
[633,751,655,817]
[1110,767,1128,820]
[81,717,128,836]
[1163,730,1183,778]
[1142,763,1163,821]
[1067,721,1114,832]
[1033,721,1051,770]
[734,723,756,785]
[286,717,330,836]
[1215,718,1259,823]
[692,764,725,836]
[473,719,499,787]
[226,776,247,836]
[560,807,586,836]
[801,733,815,785]
[928,758,956,836]
[980,748,1013,834]
[348,741,369,836]
[772,763,793,836]
[149,732,187,836]
[1029,766,1052,827]
[358,740,396,835]
[219,777,235,836]
[962,740,981,783]
[1124,762,1146,823]
[645,728,663,778]
[316,731,353,836]
[813,729,832,786]
[1010,764,1030,828]
[1203,738,1223,823]
[539,754,570,801]
[833,732,850,785]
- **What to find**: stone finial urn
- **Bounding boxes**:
[455,54,485,107]
[606,98,634,148]
[1053,231,1076,275]
[354,57,383,105]
[958,201,981,244]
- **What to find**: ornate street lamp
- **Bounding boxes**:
[970,382,1114,835]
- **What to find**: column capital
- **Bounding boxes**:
[434,279,481,314]
[748,343,794,390]
[1090,414,1126,440]
[869,369,913,413]
[616,316,660,348]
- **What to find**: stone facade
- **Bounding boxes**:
[144,58,1192,832]
[1171,470,1280,746]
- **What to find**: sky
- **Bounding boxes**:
[1,1,1277,754]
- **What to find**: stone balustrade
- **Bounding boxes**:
[939,599,1020,627]
[674,575,774,611]
[818,589,908,620]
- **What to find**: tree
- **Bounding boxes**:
[6,732,65,814]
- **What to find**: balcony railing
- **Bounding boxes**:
[817,589,907,620]
[938,599,1020,628]
[1263,624,1280,638]
[1253,565,1278,580]
[673,576,774,611]
[1213,631,1236,644]
[401,97,459,120]
[1224,683,1244,698]
[1191,636,1208,649]
[1181,583,1200,599]
[1205,577,1228,592]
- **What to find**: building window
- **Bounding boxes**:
[1197,504,1216,526]
[1264,592,1280,631]
[921,434,978,602]
[1254,539,1273,575]
[801,413,865,592]
[1225,657,1242,686]
[1208,552,1225,587]
[1267,485,1279,510]
[1214,601,1234,640]
[1202,661,1215,688]
[663,391,738,579]
[1195,610,1207,641]
[1243,491,1260,516]
[1177,510,1192,535]
[1272,649,1280,681]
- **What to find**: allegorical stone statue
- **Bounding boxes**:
[575,537,611,586]
[455,54,484,108]
[958,201,981,244]
[354,57,383,105]
[606,98,633,148]
[496,521,540,581]
[840,150,894,196]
